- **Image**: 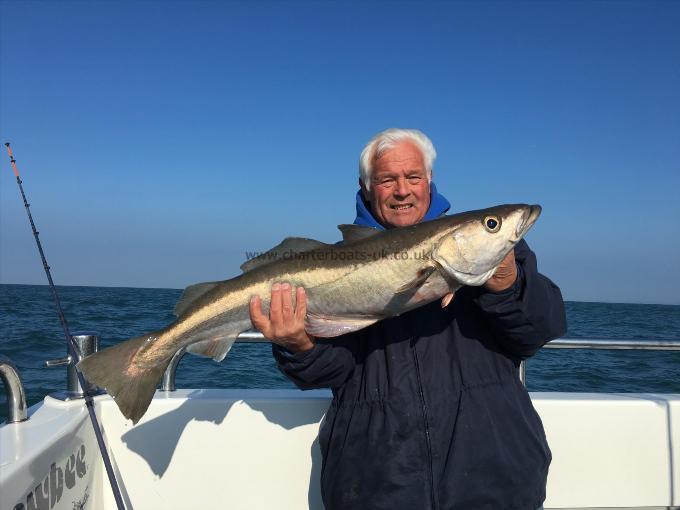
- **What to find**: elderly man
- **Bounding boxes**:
[250,128,566,510]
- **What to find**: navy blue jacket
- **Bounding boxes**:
[273,187,567,509]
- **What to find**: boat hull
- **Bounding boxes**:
[2,389,679,509]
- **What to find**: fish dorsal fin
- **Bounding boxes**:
[338,224,381,243]
[240,237,327,273]
[174,281,220,317]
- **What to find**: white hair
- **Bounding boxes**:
[359,128,437,191]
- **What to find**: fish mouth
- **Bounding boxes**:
[515,204,542,239]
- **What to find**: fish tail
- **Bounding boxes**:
[77,332,171,424]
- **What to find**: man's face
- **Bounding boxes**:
[363,141,431,228]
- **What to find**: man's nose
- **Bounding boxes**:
[394,178,411,198]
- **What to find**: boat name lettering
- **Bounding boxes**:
[13,444,87,510]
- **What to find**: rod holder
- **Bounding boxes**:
[0,355,28,423]
[46,333,101,398]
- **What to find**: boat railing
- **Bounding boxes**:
[4,335,679,421]
[519,338,680,385]
[0,354,28,423]
[160,333,680,391]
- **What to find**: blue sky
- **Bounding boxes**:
[1,1,678,305]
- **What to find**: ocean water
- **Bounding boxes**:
[1,284,679,422]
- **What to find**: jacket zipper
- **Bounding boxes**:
[412,342,437,509]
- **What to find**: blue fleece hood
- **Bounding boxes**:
[353,182,451,230]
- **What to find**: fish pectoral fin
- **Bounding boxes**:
[305,313,379,338]
[240,237,328,273]
[186,334,239,362]
[441,292,455,308]
[394,266,437,294]
[174,281,221,317]
[337,224,381,243]
[430,259,462,289]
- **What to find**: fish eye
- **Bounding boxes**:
[483,216,501,233]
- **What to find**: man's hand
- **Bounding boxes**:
[249,282,315,353]
[484,250,517,293]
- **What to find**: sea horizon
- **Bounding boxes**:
[1,283,680,422]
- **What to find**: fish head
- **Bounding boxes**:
[433,204,541,286]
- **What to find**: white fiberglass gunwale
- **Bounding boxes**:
[2,336,680,510]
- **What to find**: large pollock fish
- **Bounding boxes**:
[78,204,541,423]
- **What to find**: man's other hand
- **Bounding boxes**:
[484,250,518,292]
[249,282,315,353]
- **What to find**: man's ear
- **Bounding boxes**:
[359,178,370,201]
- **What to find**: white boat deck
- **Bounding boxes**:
[2,389,679,509]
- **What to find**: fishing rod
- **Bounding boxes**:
[4,143,127,510]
